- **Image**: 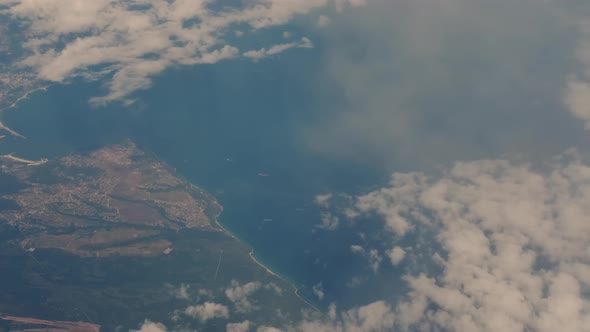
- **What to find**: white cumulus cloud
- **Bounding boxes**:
[225,280,262,313]
[350,245,382,273]
[349,154,590,331]
[130,320,168,332]
[290,301,394,332]
[184,301,230,322]
[2,0,362,105]
[564,16,590,130]
[227,320,251,332]
[312,282,325,301]
[387,246,405,266]
[565,80,590,129]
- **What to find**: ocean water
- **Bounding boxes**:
[1,52,402,310]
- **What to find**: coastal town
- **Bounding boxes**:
[0,141,223,257]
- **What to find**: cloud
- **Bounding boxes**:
[355,173,424,237]
[565,80,590,129]
[347,153,590,331]
[387,246,405,266]
[2,0,355,104]
[563,14,590,130]
[173,283,190,300]
[350,245,382,273]
[315,193,355,231]
[197,288,214,300]
[226,320,251,332]
[366,249,382,274]
[312,282,325,301]
[263,282,283,296]
[350,245,364,254]
[316,212,340,231]
[183,302,229,322]
[133,302,392,332]
[301,0,586,169]
[317,15,331,28]
[334,0,367,12]
[283,301,394,332]
[243,37,313,61]
[314,193,333,208]
[259,152,589,332]
[225,280,261,313]
[256,327,282,332]
[130,320,168,332]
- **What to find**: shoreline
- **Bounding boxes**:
[212,215,320,313]
[0,120,26,139]
[0,86,49,139]
[1,153,48,166]
[1,86,48,113]
[0,83,323,315]
[63,141,322,314]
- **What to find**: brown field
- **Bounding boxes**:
[110,199,172,228]
[0,314,100,332]
[28,228,164,257]
[149,190,192,202]
[96,239,172,257]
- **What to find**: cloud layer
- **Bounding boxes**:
[2,0,361,104]
[302,0,589,169]
[348,153,590,331]
[565,18,590,129]
[183,301,229,322]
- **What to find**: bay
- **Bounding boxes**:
[1,51,395,310]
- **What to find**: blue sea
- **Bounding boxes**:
[0,50,405,310]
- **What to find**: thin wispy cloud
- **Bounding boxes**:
[302,0,589,169]
[243,37,313,61]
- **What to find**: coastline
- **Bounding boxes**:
[1,86,48,113]
[0,120,26,139]
[212,214,321,313]
[0,86,48,139]
[146,149,321,312]
[1,153,48,165]
[0,78,324,315]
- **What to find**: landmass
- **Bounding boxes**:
[0,141,313,331]
[0,154,46,165]
[0,121,26,139]
[0,19,314,331]
[0,140,222,257]
[0,314,100,332]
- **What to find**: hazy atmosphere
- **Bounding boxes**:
[1,1,590,331]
